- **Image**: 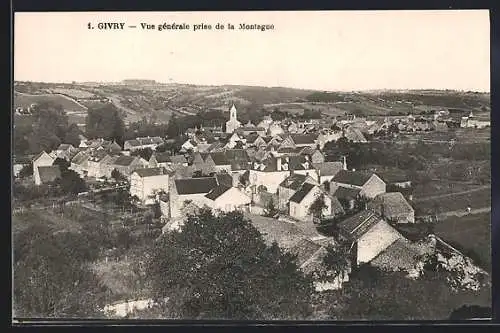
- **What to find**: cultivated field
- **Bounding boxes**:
[434,212,491,272]
[413,187,491,215]
[14,92,88,112]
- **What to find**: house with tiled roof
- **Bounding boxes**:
[124,136,164,152]
[278,173,318,211]
[180,139,198,153]
[130,167,170,204]
[69,151,90,177]
[313,161,345,185]
[106,155,149,179]
[205,185,252,213]
[247,157,293,194]
[170,176,219,218]
[368,192,415,224]
[330,169,386,199]
[343,127,368,143]
[332,186,362,210]
[149,152,188,168]
[54,144,79,161]
[289,183,336,221]
[33,151,56,185]
[336,210,403,266]
[290,133,319,148]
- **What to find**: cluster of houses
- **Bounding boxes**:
[23,103,488,292]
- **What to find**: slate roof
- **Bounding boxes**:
[332,170,373,186]
[174,177,218,195]
[205,185,232,200]
[210,152,231,166]
[337,210,382,240]
[279,173,309,190]
[289,183,316,203]
[313,162,343,177]
[333,186,361,200]
[37,165,61,183]
[287,155,314,170]
[134,167,166,178]
[291,134,318,145]
[113,155,137,166]
[377,170,410,184]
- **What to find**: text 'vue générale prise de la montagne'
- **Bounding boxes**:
[87,22,275,32]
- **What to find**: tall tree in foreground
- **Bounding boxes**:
[147,209,314,320]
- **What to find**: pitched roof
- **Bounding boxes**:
[133,167,167,178]
[33,151,52,162]
[113,155,137,166]
[329,196,346,215]
[57,144,73,151]
[170,155,188,164]
[37,165,61,183]
[279,173,309,190]
[287,155,314,170]
[289,239,323,266]
[291,134,318,145]
[205,184,232,200]
[174,177,218,195]
[333,186,361,200]
[289,183,316,203]
[377,170,410,184]
[374,192,414,216]
[125,139,141,147]
[313,162,343,177]
[337,210,382,240]
[71,151,90,165]
[215,173,233,187]
[152,152,172,163]
[332,169,373,186]
[209,152,231,166]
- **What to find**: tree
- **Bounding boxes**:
[63,123,82,147]
[130,148,154,161]
[166,115,181,139]
[53,157,70,172]
[85,104,125,145]
[111,169,128,182]
[148,209,314,319]
[322,243,351,281]
[13,225,107,318]
[309,194,327,219]
[18,163,33,178]
[263,198,278,218]
[56,169,87,196]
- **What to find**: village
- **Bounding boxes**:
[12,99,492,318]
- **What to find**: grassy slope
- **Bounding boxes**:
[14,92,88,112]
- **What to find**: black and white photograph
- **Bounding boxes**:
[12,10,492,321]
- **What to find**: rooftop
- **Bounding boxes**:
[133,167,167,178]
[174,177,218,195]
[205,185,232,200]
[313,162,343,177]
[337,210,383,240]
[332,169,374,186]
[289,183,316,203]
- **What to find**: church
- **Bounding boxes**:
[225,103,242,133]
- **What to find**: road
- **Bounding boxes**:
[437,207,491,219]
[412,185,491,202]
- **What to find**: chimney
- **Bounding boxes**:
[276,157,282,171]
[342,156,347,170]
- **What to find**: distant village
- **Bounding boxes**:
[15,103,489,295]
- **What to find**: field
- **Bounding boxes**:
[14,92,88,112]
[49,88,98,99]
[434,212,491,272]
[412,180,485,199]
[413,187,491,215]
[12,209,82,235]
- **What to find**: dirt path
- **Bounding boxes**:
[412,185,491,202]
[437,207,491,219]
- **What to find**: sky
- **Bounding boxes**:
[14,10,490,92]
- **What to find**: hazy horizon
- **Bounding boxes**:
[14,10,490,92]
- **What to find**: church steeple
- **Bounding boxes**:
[230,103,237,120]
